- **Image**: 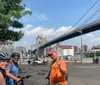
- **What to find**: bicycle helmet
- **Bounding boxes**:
[11,52,20,58]
[0,51,11,60]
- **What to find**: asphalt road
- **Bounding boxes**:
[19,63,100,85]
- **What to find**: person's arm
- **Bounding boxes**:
[6,63,20,82]
[45,69,51,80]
[0,72,6,85]
[45,63,52,80]
[6,71,20,82]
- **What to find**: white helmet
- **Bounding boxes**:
[0,51,11,60]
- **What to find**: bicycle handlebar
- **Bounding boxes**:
[20,75,31,81]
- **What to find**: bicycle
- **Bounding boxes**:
[17,72,61,85]
[17,75,31,85]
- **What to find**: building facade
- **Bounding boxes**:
[81,45,88,52]
[15,46,27,54]
[33,34,49,57]
[74,46,80,52]
[56,43,74,58]
[0,40,14,54]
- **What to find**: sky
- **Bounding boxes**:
[13,0,100,50]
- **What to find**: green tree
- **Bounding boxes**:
[96,51,100,56]
[87,52,94,58]
[0,0,32,42]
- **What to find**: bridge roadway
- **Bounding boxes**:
[19,63,100,85]
[33,20,100,52]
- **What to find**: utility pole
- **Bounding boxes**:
[31,45,32,57]
[80,30,83,63]
[77,30,83,63]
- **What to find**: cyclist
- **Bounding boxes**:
[6,52,20,85]
[0,51,11,85]
[45,49,68,85]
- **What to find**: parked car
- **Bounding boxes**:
[65,55,72,60]
[43,59,48,64]
[33,59,48,65]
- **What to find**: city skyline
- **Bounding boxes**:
[12,0,100,49]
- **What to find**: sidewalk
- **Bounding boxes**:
[66,58,93,63]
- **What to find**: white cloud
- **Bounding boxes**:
[25,24,33,28]
[90,37,100,42]
[23,41,28,45]
[25,26,44,36]
[9,25,72,38]
[84,33,95,38]
[55,26,72,35]
[83,33,95,41]
[22,24,33,31]
[22,25,73,37]
[42,28,54,36]
[33,12,49,21]
[9,24,33,32]
[25,7,32,12]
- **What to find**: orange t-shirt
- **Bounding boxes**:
[49,59,67,85]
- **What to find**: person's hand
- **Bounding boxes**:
[45,75,49,80]
[16,78,20,82]
[57,59,61,67]
[18,75,21,78]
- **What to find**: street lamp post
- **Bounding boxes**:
[31,45,33,57]
[80,30,83,63]
[77,30,83,63]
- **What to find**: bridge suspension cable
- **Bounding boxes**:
[63,0,100,35]
[81,8,100,26]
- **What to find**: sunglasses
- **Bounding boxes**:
[13,58,19,60]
